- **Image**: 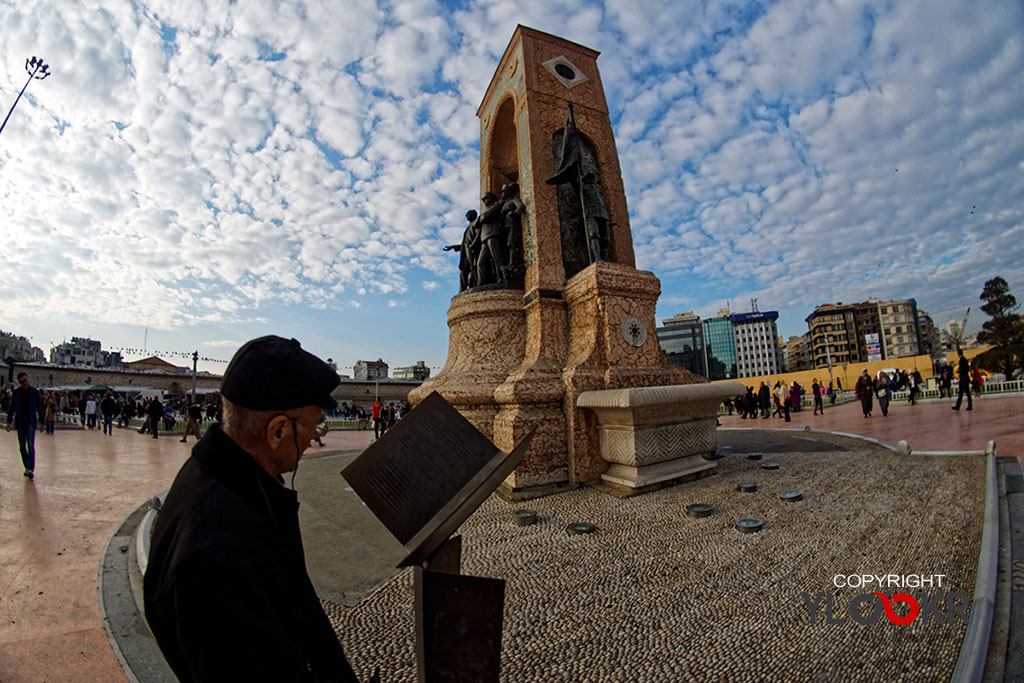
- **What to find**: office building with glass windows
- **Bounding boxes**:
[656,312,706,377]
[702,314,738,380]
[730,311,782,378]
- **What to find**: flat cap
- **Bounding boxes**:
[221,336,339,411]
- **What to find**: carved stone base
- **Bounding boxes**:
[594,464,716,499]
[601,455,716,489]
[578,382,743,496]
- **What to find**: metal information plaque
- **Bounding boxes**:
[341,391,535,567]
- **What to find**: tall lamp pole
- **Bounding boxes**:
[0,56,52,138]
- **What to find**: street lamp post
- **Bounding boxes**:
[822,325,835,390]
[0,56,51,138]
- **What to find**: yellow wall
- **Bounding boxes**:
[711,347,991,393]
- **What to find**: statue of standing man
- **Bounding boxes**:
[501,182,525,269]
[444,209,481,291]
[581,173,610,262]
[476,192,506,286]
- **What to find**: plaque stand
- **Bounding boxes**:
[342,392,535,681]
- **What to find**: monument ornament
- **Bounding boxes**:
[542,55,588,89]
[620,314,647,348]
[501,182,526,272]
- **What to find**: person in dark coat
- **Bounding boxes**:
[757,381,770,418]
[952,348,973,411]
[855,369,874,417]
[144,336,359,682]
[147,396,164,439]
[6,372,45,479]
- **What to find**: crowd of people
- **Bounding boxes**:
[724,354,992,422]
[726,378,836,422]
[0,385,223,439]
[336,399,410,438]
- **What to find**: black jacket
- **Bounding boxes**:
[144,425,358,682]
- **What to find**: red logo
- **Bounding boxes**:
[872,592,920,625]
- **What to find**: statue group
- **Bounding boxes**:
[445,182,526,291]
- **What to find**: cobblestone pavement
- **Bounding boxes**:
[327,437,985,682]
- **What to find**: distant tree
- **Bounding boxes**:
[973,276,1024,379]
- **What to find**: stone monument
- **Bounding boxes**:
[411,26,739,497]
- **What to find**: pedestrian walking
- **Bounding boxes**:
[855,369,873,417]
[876,371,891,417]
[952,348,973,411]
[43,391,57,434]
[101,392,118,435]
[6,372,45,480]
[180,398,203,443]
[757,382,771,419]
[372,398,383,439]
[147,397,164,438]
[812,379,824,415]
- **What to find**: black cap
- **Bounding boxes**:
[221,336,339,411]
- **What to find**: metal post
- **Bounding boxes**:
[824,326,834,390]
[191,351,198,402]
[0,57,51,138]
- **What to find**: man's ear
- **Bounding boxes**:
[265,415,290,450]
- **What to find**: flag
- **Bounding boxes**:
[546,104,581,187]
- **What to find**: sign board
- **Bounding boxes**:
[865,333,882,362]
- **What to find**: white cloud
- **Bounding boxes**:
[0,0,1021,356]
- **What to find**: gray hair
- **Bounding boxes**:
[221,397,303,442]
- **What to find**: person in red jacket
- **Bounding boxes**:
[371,398,383,439]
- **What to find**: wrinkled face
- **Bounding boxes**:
[269,405,324,476]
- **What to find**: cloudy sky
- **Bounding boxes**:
[2,0,1022,373]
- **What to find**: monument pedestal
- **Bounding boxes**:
[408,290,525,441]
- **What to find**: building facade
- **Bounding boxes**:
[0,332,45,363]
[782,333,812,372]
[49,337,124,368]
[656,312,707,377]
[702,313,738,380]
[731,311,782,378]
[917,310,942,358]
[393,361,431,381]
[806,303,858,369]
[354,359,389,380]
[877,298,922,359]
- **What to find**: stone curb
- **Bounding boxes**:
[952,442,999,683]
[98,495,176,682]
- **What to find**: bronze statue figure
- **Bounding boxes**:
[581,173,610,261]
[501,182,525,268]
[444,186,528,291]
[444,209,481,291]
[476,192,506,286]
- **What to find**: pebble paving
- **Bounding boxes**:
[323,436,985,682]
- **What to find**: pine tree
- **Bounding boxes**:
[974,276,1024,380]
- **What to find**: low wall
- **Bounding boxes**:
[713,348,992,394]
[7,362,221,393]
[6,361,422,410]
